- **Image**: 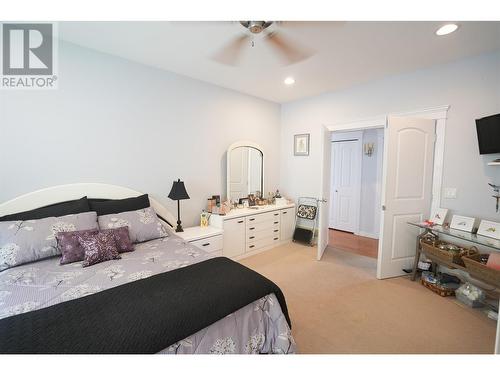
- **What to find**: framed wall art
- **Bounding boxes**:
[294,134,310,156]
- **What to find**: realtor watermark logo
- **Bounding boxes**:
[1,22,58,89]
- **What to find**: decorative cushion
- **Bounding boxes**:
[102,226,134,253]
[89,194,150,216]
[98,207,167,243]
[0,212,98,271]
[297,205,317,220]
[0,197,90,222]
[56,229,99,265]
[78,231,121,267]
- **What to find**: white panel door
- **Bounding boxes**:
[330,140,361,232]
[377,116,436,279]
[317,127,332,260]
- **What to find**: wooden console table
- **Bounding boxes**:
[407,221,500,354]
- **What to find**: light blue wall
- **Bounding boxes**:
[0,41,282,226]
[281,51,500,221]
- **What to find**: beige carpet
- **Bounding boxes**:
[240,242,497,354]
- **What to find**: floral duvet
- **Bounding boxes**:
[0,234,295,354]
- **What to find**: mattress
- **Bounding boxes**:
[0,234,295,354]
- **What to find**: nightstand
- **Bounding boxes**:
[176,226,224,256]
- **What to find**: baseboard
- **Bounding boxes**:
[355,231,379,240]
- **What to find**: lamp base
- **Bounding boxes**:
[175,221,184,233]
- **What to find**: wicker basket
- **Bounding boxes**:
[420,241,460,265]
[420,279,456,297]
[463,254,500,288]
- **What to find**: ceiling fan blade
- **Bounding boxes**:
[265,31,314,64]
[212,34,250,65]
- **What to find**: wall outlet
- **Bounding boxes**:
[443,187,457,199]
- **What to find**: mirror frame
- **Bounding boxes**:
[226,141,265,201]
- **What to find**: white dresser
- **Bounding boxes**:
[210,204,295,259]
[175,226,224,257]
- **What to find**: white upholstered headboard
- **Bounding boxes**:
[0,183,177,228]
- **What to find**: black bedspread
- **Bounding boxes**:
[0,257,290,353]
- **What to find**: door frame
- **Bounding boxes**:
[322,105,449,275]
[329,131,363,233]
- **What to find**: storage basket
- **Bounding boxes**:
[420,240,460,265]
[420,279,456,297]
[463,254,500,288]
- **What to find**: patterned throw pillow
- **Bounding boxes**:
[56,228,99,265]
[78,231,121,267]
[102,226,134,253]
[97,207,168,243]
[0,212,98,271]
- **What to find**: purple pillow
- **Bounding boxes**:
[78,231,121,267]
[56,229,99,265]
[102,226,134,253]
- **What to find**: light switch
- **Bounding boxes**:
[443,187,457,199]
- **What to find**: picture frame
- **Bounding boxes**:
[450,215,475,233]
[477,220,500,240]
[429,208,448,225]
[294,134,310,156]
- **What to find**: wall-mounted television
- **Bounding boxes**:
[476,113,500,155]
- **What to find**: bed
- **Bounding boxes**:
[0,183,295,354]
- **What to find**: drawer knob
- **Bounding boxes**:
[249,227,255,230]
[283,211,287,214]
[273,237,279,240]
[201,243,210,247]
[274,221,279,224]
[274,213,279,216]
[274,229,279,232]
[249,245,255,249]
[249,218,255,221]
[237,220,244,224]
[249,236,255,239]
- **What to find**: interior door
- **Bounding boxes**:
[317,127,332,260]
[330,140,361,232]
[377,116,436,279]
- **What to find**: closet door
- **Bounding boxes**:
[330,139,361,233]
[223,217,246,258]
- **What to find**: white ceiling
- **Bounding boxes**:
[59,21,500,103]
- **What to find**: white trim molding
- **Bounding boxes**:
[325,105,450,215]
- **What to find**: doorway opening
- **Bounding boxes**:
[329,128,384,260]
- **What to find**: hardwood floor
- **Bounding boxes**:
[328,229,378,258]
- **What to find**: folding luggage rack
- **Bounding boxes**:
[292,197,319,246]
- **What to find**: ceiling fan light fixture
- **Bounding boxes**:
[284,77,295,86]
[436,23,459,36]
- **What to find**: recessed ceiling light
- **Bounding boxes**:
[436,24,459,36]
[284,77,295,85]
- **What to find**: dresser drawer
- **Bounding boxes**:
[247,235,280,252]
[247,220,280,233]
[247,225,280,242]
[246,210,281,226]
[190,235,223,253]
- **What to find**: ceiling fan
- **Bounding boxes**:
[212,21,314,66]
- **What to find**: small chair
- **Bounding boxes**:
[292,197,319,246]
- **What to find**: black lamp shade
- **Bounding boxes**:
[168,179,190,201]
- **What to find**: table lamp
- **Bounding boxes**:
[168,179,190,232]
